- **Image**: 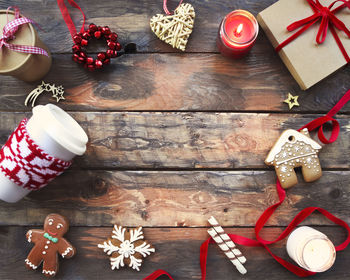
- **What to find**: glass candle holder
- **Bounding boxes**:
[217,10,259,58]
[286,226,336,273]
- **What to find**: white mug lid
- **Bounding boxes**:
[31,104,88,155]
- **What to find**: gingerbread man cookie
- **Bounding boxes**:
[25,213,76,277]
[265,128,322,189]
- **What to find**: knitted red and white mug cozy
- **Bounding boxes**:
[0,119,72,191]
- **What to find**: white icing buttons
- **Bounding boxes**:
[42,251,46,255]
[45,245,48,249]
[47,241,50,244]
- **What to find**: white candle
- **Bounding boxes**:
[286,226,336,272]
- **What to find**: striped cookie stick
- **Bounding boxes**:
[207,228,247,275]
[208,216,246,264]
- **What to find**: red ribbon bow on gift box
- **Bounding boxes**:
[0,6,48,56]
[276,0,350,62]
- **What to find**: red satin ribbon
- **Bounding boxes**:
[144,269,174,280]
[144,89,350,279]
[200,88,350,278]
[57,0,86,39]
[163,0,183,15]
[276,0,350,63]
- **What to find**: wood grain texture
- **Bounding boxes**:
[1,0,350,112]
[0,170,348,227]
[0,0,283,53]
[0,112,349,169]
[0,0,350,278]
[0,226,349,280]
[0,54,349,112]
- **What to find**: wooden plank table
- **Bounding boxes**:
[0,0,349,279]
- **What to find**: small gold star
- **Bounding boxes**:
[52,85,65,102]
[284,93,299,109]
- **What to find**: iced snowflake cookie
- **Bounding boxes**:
[25,213,76,277]
[98,225,155,271]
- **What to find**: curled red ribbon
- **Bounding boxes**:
[0,7,48,56]
[144,269,174,280]
[145,89,350,279]
[276,0,350,62]
[200,88,350,278]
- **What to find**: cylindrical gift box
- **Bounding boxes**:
[0,104,88,203]
[0,10,52,82]
[287,226,336,273]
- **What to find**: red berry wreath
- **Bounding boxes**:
[72,23,122,71]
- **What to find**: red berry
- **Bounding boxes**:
[73,53,79,62]
[88,23,98,33]
[103,58,110,65]
[108,41,117,50]
[73,34,82,44]
[81,39,88,46]
[106,49,114,57]
[87,64,95,71]
[82,32,91,39]
[86,57,94,64]
[97,52,106,60]
[116,42,122,51]
[94,31,102,39]
[102,26,111,35]
[109,32,118,41]
[78,56,85,64]
[72,44,81,53]
[95,60,103,69]
[79,51,87,58]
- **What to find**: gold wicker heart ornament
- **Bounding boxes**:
[150,3,195,51]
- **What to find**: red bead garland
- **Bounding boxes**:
[72,23,121,71]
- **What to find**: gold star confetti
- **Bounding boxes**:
[284,93,299,109]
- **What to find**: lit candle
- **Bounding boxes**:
[217,10,259,58]
[286,226,336,273]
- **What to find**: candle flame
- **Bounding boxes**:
[236,23,243,35]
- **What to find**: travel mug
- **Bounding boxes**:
[0,104,88,202]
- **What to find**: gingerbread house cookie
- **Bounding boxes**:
[265,128,322,189]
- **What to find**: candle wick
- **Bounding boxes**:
[234,23,243,37]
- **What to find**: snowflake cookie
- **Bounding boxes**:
[98,225,155,271]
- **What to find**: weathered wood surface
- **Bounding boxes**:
[0,0,289,53]
[1,0,350,279]
[0,170,348,227]
[0,226,348,280]
[0,112,349,169]
[0,0,350,112]
[0,54,349,112]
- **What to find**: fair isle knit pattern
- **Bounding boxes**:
[0,119,72,190]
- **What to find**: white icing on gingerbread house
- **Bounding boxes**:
[265,129,322,189]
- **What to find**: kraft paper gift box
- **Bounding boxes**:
[257,0,350,90]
